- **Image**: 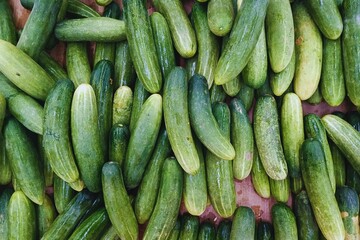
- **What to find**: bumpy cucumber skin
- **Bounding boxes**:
[178,213,200,240]
[251,146,271,199]
[270,177,290,203]
[112,86,133,126]
[230,207,256,240]
[271,203,298,240]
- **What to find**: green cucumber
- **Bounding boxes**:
[271,203,298,240]
[4,118,45,205]
[55,17,126,42]
[335,186,360,239]
[134,127,171,224]
[198,221,216,240]
[38,51,68,82]
[230,97,254,180]
[214,0,269,85]
[256,77,273,98]
[108,124,129,166]
[330,140,346,187]
[153,0,197,58]
[216,220,232,240]
[254,95,288,180]
[0,188,13,240]
[251,146,271,198]
[230,206,256,240]
[256,221,274,240]
[342,0,360,107]
[129,79,150,132]
[67,0,100,17]
[265,0,294,73]
[8,191,36,240]
[292,1,322,100]
[207,0,234,36]
[112,86,133,126]
[189,74,235,160]
[300,138,345,240]
[37,194,57,238]
[269,177,290,203]
[0,40,55,101]
[100,225,119,240]
[143,157,183,240]
[39,131,54,186]
[192,2,220,88]
[167,218,181,240]
[66,42,91,87]
[222,76,241,97]
[102,162,138,240]
[123,0,162,93]
[346,111,360,131]
[163,67,200,174]
[43,79,80,184]
[281,93,304,178]
[150,12,176,79]
[53,174,75,214]
[290,177,304,195]
[114,35,135,89]
[0,0,17,44]
[123,94,162,189]
[346,164,360,194]
[179,214,200,240]
[0,94,4,130]
[71,83,104,193]
[0,132,11,186]
[210,83,226,104]
[186,55,198,80]
[235,80,255,111]
[306,87,323,105]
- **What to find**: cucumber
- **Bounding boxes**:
[322,114,360,176]
[271,203,298,240]
[55,17,126,42]
[320,38,345,107]
[265,0,294,73]
[71,83,104,193]
[0,188,13,240]
[112,86,133,126]
[306,87,323,105]
[38,51,68,82]
[42,190,98,240]
[143,157,183,240]
[188,74,235,160]
[335,186,360,239]
[235,80,255,111]
[123,94,162,189]
[0,0,17,44]
[216,220,232,240]
[67,0,101,17]
[8,191,36,240]
[256,221,274,240]
[134,127,171,224]
[346,111,360,131]
[241,25,268,89]
[153,0,197,58]
[53,175,75,214]
[38,134,56,186]
[43,79,80,185]
[206,102,236,218]
[222,76,241,97]
[251,146,271,198]
[163,67,200,174]
[108,124,129,166]
[150,12,176,79]
[254,95,288,180]
[292,1,323,100]
[230,206,256,240]
[290,177,304,195]
[129,79,150,132]
[342,0,360,107]
[198,221,216,240]
[186,54,198,80]
[346,164,360,194]
[0,132,11,186]
[167,218,181,240]
[66,42,91,87]
[304,0,343,40]
[207,0,234,36]
[214,0,269,85]
[256,77,273,98]
[123,0,162,93]
[0,40,55,101]
[100,225,120,240]
[37,194,57,238]
[210,83,226,104]
[4,118,45,205]
[0,94,4,130]
[281,93,304,178]
[269,177,290,203]
[179,214,200,240]
[330,140,346,187]
[230,98,254,180]
[102,162,138,240]
[300,138,345,240]
[192,1,220,88]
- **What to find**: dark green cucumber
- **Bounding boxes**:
[346,111,360,132]
[53,175,75,214]
[210,83,226,104]
[90,60,114,162]
[256,221,274,240]
[71,83,104,193]
[43,79,80,185]
[163,67,200,174]
[123,94,162,189]
[254,95,288,180]
[256,77,273,98]
[102,162,138,240]
[0,132,11,185]
[129,79,150,132]
[69,207,110,240]
[320,38,345,107]
[192,2,220,88]
[230,206,256,240]
[269,177,290,203]
[189,74,235,160]
[251,146,271,198]
[123,0,162,93]
[112,86,133,126]
[134,127,172,224]
[167,217,181,240]
[216,220,232,240]
[179,213,200,240]
[346,164,360,194]
[207,0,234,36]
[143,157,183,240]
[153,0,197,58]
[66,42,91,87]
[235,80,255,111]
[342,0,360,107]
[335,186,360,239]
[108,124,129,166]
[114,38,135,89]
[0,0,17,44]
[206,102,236,218]
[0,188,13,240]
[42,190,98,240]
[330,140,346,187]
[214,0,269,85]
[37,194,57,238]
[271,203,298,240]
[38,51,68,82]
[198,221,216,240]
[8,191,36,240]
[294,190,320,240]
[230,97,254,180]
[4,118,45,205]
[55,17,126,42]
[150,12,176,79]
[300,138,345,240]
[0,94,4,131]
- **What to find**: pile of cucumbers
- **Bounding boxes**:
[0,0,360,239]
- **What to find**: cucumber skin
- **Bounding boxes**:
[36,194,57,238]
[66,42,91,87]
[271,203,298,240]
[0,188,13,240]
[198,222,216,240]
[108,124,129,166]
[167,218,181,240]
[179,214,200,240]
[112,86,133,126]
[53,175,75,214]
[269,177,290,203]
[216,220,232,240]
[38,51,68,82]
[251,146,271,199]
[230,207,256,240]
[330,141,346,187]
[0,0,17,44]
[256,221,274,240]
[129,79,150,132]
[207,0,235,37]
